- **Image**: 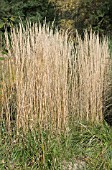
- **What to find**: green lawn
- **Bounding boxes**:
[0,121,112,170]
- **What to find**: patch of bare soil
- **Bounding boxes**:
[62,158,86,170]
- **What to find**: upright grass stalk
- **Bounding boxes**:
[69,31,110,123]
[0,22,110,133]
[1,22,71,132]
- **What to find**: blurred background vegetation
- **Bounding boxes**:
[0,0,112,38]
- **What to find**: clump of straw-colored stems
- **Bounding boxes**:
[68,31,110,123]
[0,22,110,133]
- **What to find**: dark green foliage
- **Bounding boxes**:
[0,0,57,31]
[76,0,112,37]
[52,0,112,37]
[0,0,112,37]
[0,0,58,52]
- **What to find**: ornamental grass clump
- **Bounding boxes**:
[68,31,110,123]
[1,22,70,133]
[0,22,110,134]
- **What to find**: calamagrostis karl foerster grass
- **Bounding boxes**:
[1,22,110,133]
